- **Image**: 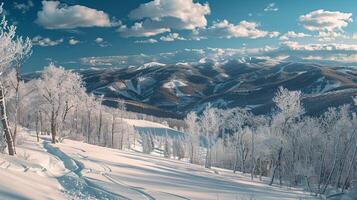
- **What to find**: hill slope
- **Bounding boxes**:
[80,59,357,118]
[0,133,317,200]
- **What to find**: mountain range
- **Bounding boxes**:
[75,57,357,118]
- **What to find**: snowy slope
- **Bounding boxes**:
[0,133,319,200]
[123,119,184,138]
[122,119,172,129]
[0,131,66,200]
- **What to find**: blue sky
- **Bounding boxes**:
[3,0,357,72]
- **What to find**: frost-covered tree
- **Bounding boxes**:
[172,137,185,160]
[0,3,31,155]
[200,104,221,168]
[184,111,200,164]
[224,108,250,173]
[270,86,304,185]
[36,64,84,143]
[142,133,155,154]
[163,136,171,158]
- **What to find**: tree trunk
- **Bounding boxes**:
[50,109,56,144]
[87,110,91,143]
[74,107,78,135]
[120,132,124,150]
[233,148,238,173]
[259,158,263,181]
[190,141,194,164]
[39,111,43,135]
[317,145,326,192]
[98,107,102,144]
[269,146,282,185]
[12,69,21,153]
[205,147,211,168]
[35,111,39,142]
[233,133,240,173]
[342,141,357,191]
[251,130,255,180]
[111,114,115,148]
[0,86,15,155]
[321,132,342,194]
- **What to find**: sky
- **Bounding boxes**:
[3,0,357,72]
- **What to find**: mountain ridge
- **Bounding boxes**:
[74,58,357,118]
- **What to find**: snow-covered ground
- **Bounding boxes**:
[0,132,319,200]
[122,119,172,130]
[123,119,184,138]
[0,132,66,199]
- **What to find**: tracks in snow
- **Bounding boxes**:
[102,173,156,200]
[43,141,190,200]
[43,141,127,200]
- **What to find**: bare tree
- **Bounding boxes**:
[37,64,84,143]
[269,87,304,185]
[185,111,200,164]
[200,104,220,169]
[0,3,31,155]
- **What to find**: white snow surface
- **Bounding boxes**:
[122,119,174,130]
[0,132,318,200]
[0,131,66,200]
[163,80,187,89]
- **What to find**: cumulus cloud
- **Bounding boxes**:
[95,37,110,47]
[32,36,63,47]
[36,1,112,29]
[194,20,279,39]
[118,22,170,37]
[160,33,185,42]
[264,3,278,12]
[69,38,80,45]
[13,0,34,14]
[279,31,310,40]
[95,37,104,43]
[302,54,357,63]
[299,10,352,33]
[281,41,357,51]
[79,47,278,67]
[134,38,158,44]
[118,0,210,37]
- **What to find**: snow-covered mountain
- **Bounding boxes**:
[78,58,357,118]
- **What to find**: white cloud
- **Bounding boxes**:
[95,37,104,43]
[281,41,357,51]
[95,37,110,47]
[79,47,278,67]
[13,0,34,14]
[36,1,112,29]
[279,31,310,40]
[69,38,80,45]
[194,20,279,39]
[118,0,210,37]
[299,10,352,33]
[134,38,158,44]
[118,22,170,37]
[129,0,210,29]
[302,54,357,63]
[316,31,348,42]
[32,36,63,47]
[264,3,278,12]
[160,33,185,42]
